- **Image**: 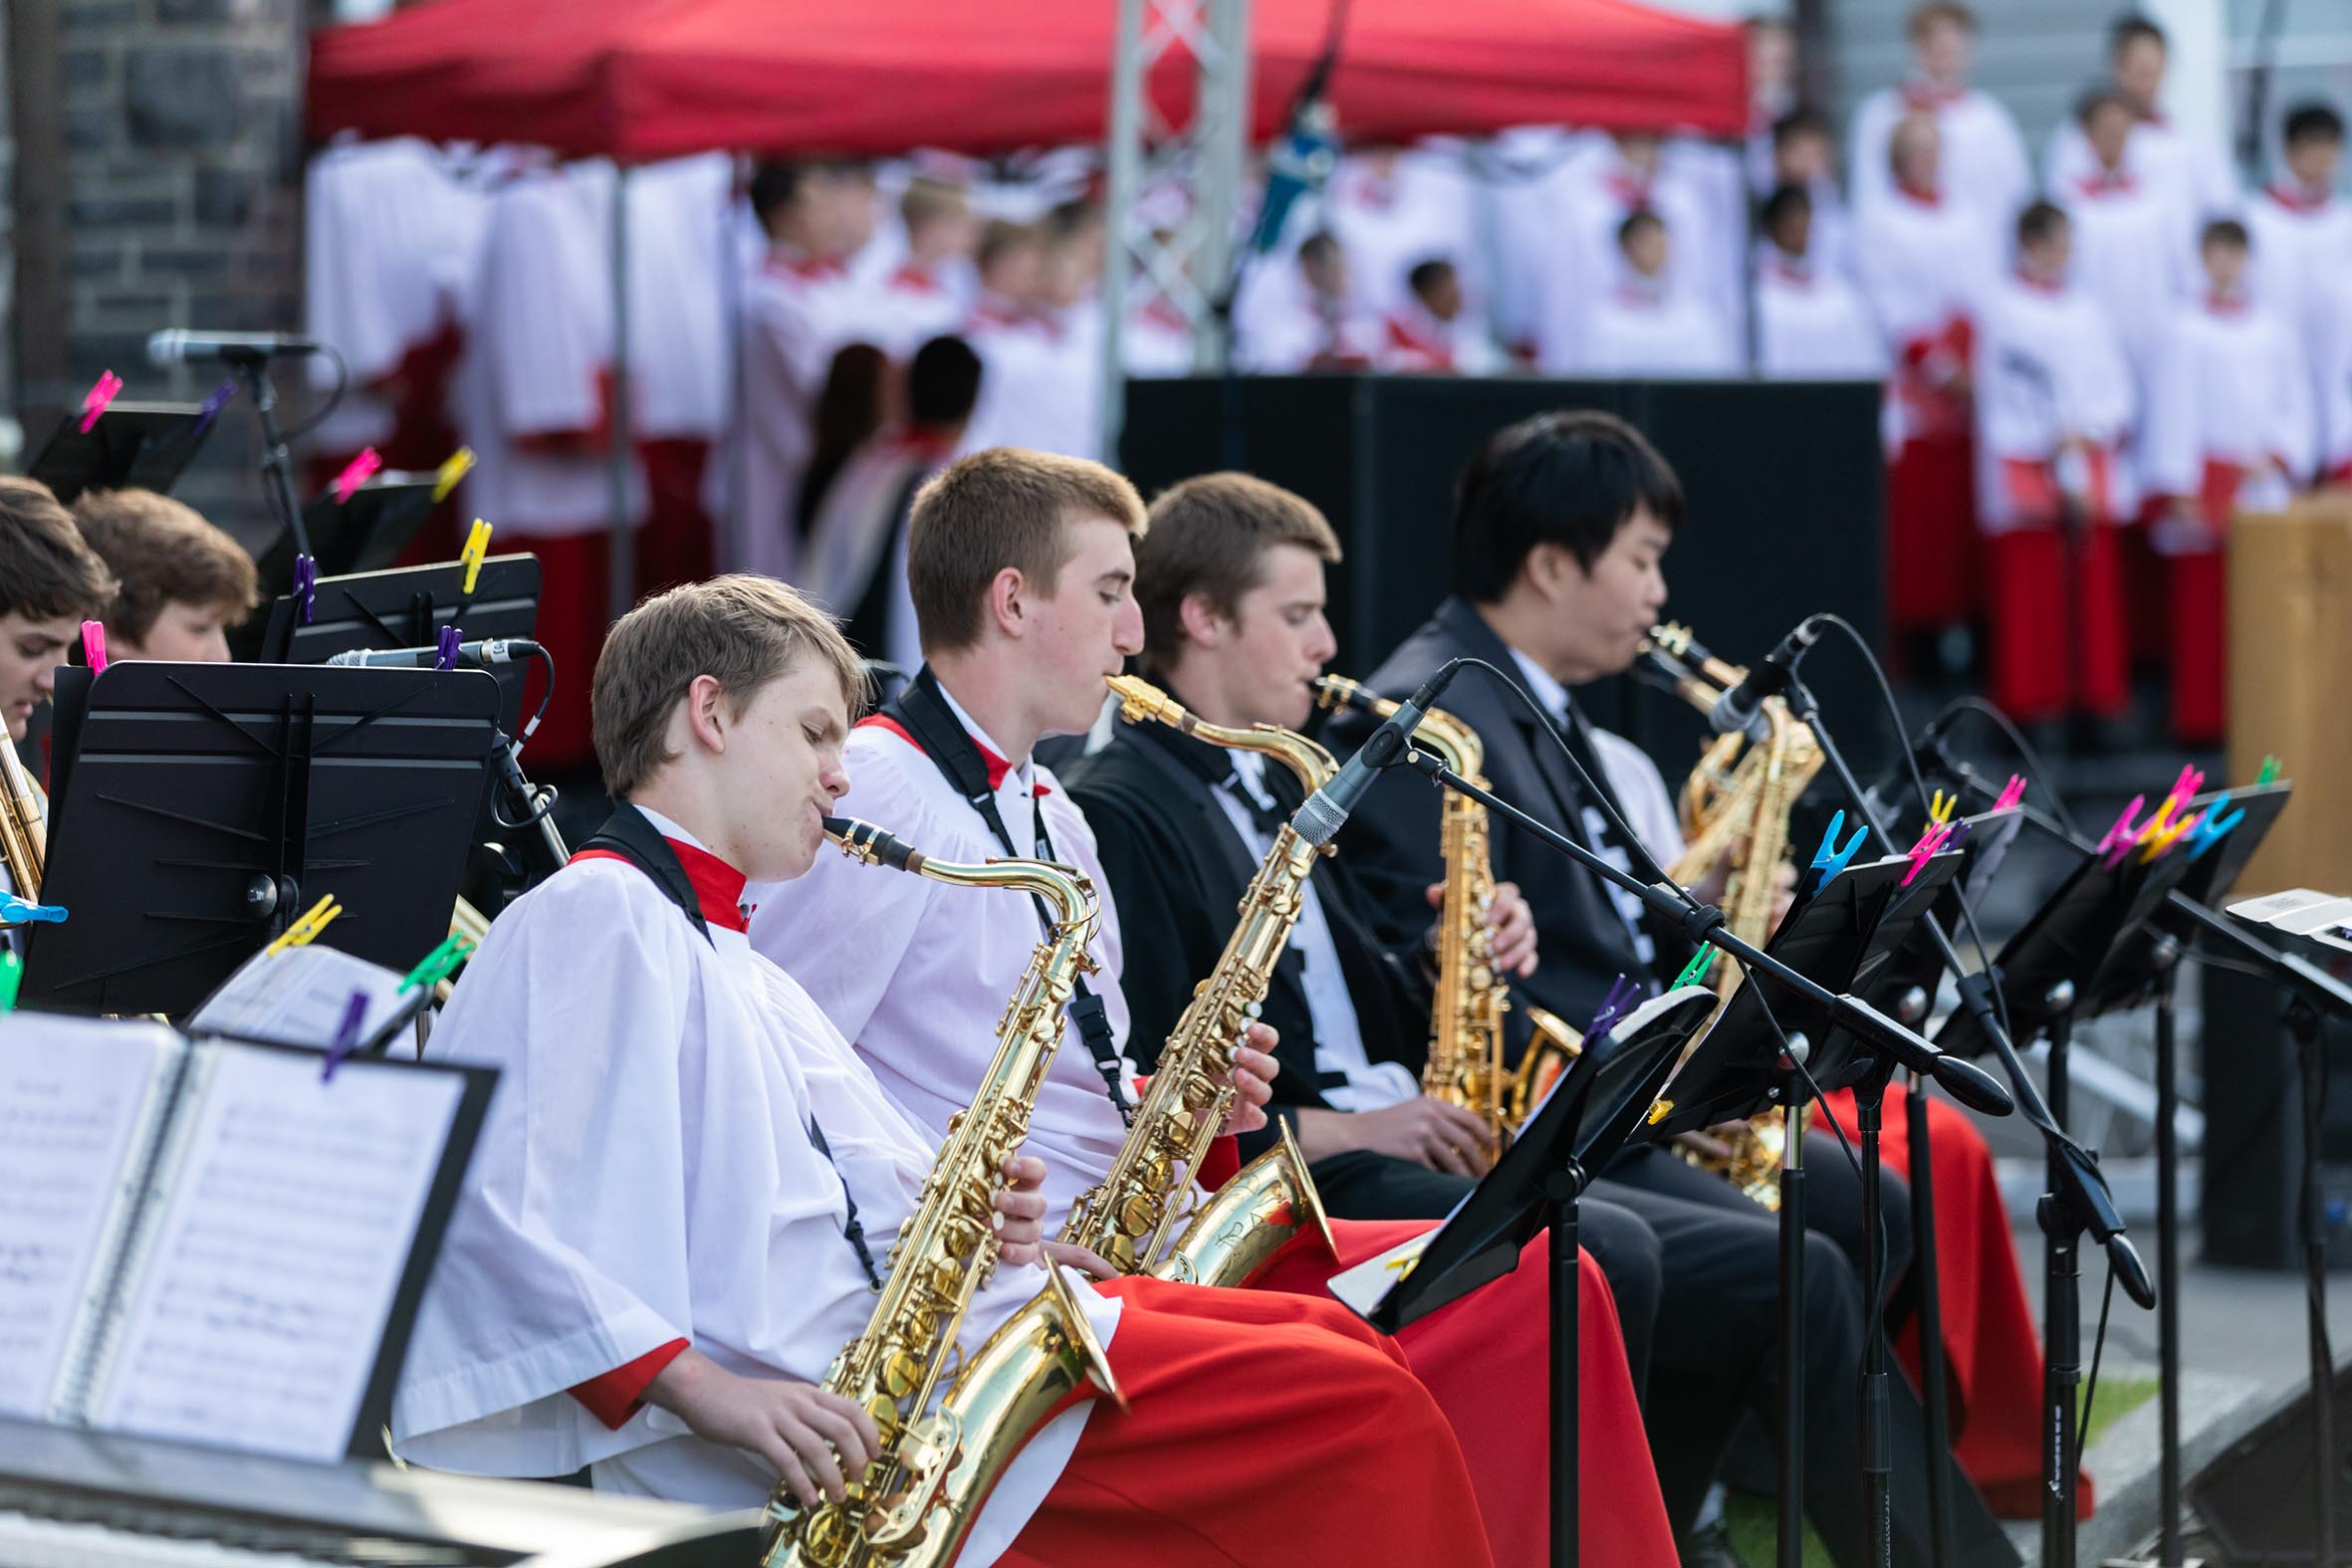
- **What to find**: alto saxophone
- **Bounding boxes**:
[1640,622,1824,1209]
[762,817,1124,1568]
[1311,676,1581,1149]
[1057,674,1337,1287]
[0,739,46,924]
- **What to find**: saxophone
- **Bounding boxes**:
[762,817,1124,1568]
[0,739,46,924]
[1311,676,1582,1148]
[1057,674,1338,1287]
[1640,622,1823,1209]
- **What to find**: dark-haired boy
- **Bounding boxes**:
[0,478,112,747]
[2042,15,2236,226]
[1581,210,1738,375]
[1755,184,1886,378]
[2248,103,2352,468]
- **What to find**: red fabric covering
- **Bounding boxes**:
[1816,1084,2092,1519]
[1001,1274,1495,1568]
[636,437,715,594]
[520,530,610,772]
[1886,433,1979,633]
[568,1337,688,1431]
[1247,1217,1675,1568]
[1194,1133,1241,1193]
[1983,525,2129,724]
[308,0,1747,160]
[2166,548,2226,745]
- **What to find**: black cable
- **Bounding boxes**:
[2074,1258,2118,1474]
[1935,695,2083,839]
[278,342,351,447]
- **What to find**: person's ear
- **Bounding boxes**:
[682,674,729,754]
[1176,590,1229,650]
[987,566,1028,639]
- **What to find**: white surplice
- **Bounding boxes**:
[2054,169,2196,398]
[1975,274,2138,531]
[1754,252,1889,380]
[1848,80,2030,228]
[714,247,866,580]
[2140,294,2315,510]
[392,823,1114,1568]
[1578,284,1740,377]
[2043,112,2239,228]
[1855,185,1999,450]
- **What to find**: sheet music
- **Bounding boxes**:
[89,1042,463,1460]
[0,1015,179,1420]
[187,944,411,1050]
[1325,1232,1435,1319]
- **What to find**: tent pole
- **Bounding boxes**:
[607,163,635,624]
[1100,0,1146,463]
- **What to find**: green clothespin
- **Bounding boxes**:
[0,949,19,1012]
[1673,946,1719,989]
[2256,755,2282,786]
[400,932,476,993]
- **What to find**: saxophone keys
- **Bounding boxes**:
[1115,1192,1162,1234]
[795,1502,858,1566]
[879,1347,927,1400]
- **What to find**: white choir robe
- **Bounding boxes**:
[1530,143,1727,374]
[1848,82,2030,227]
[802,429,947,677]
[2317,277,2352,482]
[713,249,863,581]
[2044,113,2239,227]
[1484,126,1585,357]
[750,720,1148,1226]
[1578,285,1740,377]
[390,844,1113,1567]
[618,155,734,446]
[1123,300,1197,379]
[2246,186,2352,474]
[957,304,1102,463]
[1233,264,1379,371]
[1376,300,1506,374]
[2054,170,2196,404]
[304,137,488,456]
[1755,254,1888,380]
[1975,275,2138,531]
[2142,295,2315,519]
[1855,186,1999,450]
[857,261,977,361]
[1321,147,1483,326]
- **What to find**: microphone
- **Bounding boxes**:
[1708,615,1824,741]
[1291,658,1463,847]
[146,330,322,366]
[325,637,541,668]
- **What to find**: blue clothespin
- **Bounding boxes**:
[433,624,462,671]
[0,894,68,926]
[2187,791,2244,859]
[1586,973,1641,1042]
[321,988,369,1081]
[293,553,318,627]
[1805,810,1868,897]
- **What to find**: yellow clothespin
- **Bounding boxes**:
[263,894,344,957]
[1926,789,1957,832]
[2140,809,2198,863]
[457,519,493,594]
[1646,1097,1676,1126]
[432,447,476,503]
[1382,1253,1420,1279]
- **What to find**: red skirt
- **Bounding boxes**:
[1886,432,1979,633]
[1247,1217,1676,1568]
[1817,1083,2093,1519]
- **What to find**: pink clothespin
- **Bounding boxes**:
[2097,795,2149,865]
[78,370,123,433]
[2169,764,2206,806]
[1994,775,2029,812]
[80,621,107,674]
[331,447,382,503]
[1902,821,1955,886]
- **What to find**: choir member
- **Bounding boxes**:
[864,175,981,358]
[2140,219,2314,744]
[624,154,736,593]
[748,447,1676,1568]
[1580,211,1740,377]
[1857,112,1999,657]
[1378,258,1504,373]
[1324,144,1481,326]
[1745,16,1800,194]
[388,573,1497,1568]
[1533,131,1727,373]
[2042,15,2238,228]
[1975,200,2137,733]
[2054,89,2196,409]
[960,207,1104,461]
[1769,107,1859,283]
[1755,185,1889,379]
[67,489,258,663]
[2247,103,2352,478]
[1848,3,2029,229]
[1236,230,1379,372]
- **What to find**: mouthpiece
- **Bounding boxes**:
[823,816,924,874]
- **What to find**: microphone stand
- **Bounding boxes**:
[228,351,316,562]
[1777,672,2153,1568]
[1396,747,2018,1568]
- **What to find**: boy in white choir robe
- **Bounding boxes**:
[864,176,981,360]
[1532,131,1725,374]
[2055,91,2196,413]
[1236,230,1379,372]
[1857,113,2001,650]
[1579,211,1739,377]
[750,449,1672,1568]
[1975,203,2137,728]
[2246,104,2352,479]
[717,161,879,583]
[390,574,1494,1568]
[1769,109,1859,284]
[1755,186,1888,380]
[2042,16,2238,229]
[1847,2,2028,228]
[1323,144,1480,328]
[453,162,647,770]
[2141,220,2314,744]
[957,214,1103,462]
[1377,259,1505,374]
[623,154,735,593]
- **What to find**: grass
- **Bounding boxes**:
[1716,1374,2162,1567]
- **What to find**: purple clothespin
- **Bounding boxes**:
[433,624,463,671]
[1586,973,1641,1043]
[192,377,236,437]
[293,554,318,627]
[321,989,369,1081]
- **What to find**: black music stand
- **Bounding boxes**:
[26,401,219,504]
[251,472,444,600]
[1339,985,1719,1568]
[20,661,502,1018]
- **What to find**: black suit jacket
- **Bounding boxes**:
[1063,713,1432,1166]
[1329,594,1686,1035]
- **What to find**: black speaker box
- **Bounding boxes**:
[2199,957,2352,1272]
[2193,1361,2352,1564]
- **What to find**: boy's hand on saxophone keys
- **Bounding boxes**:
[1219,1024,1280,1136]
[993,1155,1052,1266]
[642,1348,881,1507]
[1424,881,1538,977]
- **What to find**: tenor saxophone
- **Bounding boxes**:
[1057,674,1338,1288]
[0,738,46,924]
[1640,622,1824,1209]
[761,817,1124,1568]
[1311,675,1581,1149]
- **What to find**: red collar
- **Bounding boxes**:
[2013,269,2064,296]
[2137,107,2168,128]
[766,247,845,283]
[889,262,943,294]
[856,713,1052,796]
[1603,169,1653,209]
[1897,180,1943,208]
[2206,291,2249,317]
[2267,182,2335,216]
[568,833,752,932]
[1764,255,1813,288]
[2075,169,2135,196]
[1902,78,1965,112]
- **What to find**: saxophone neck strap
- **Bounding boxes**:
[879,668,1132,1124]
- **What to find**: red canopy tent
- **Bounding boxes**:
[306,0,1749,157]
